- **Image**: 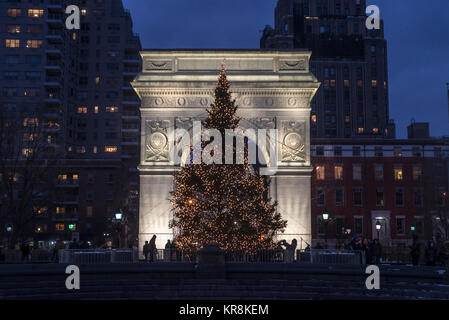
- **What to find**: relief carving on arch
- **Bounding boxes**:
[145,120,170,162]
[281,120,306,162]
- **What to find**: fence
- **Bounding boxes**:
[297,249,365,265]
[59,249,138,264]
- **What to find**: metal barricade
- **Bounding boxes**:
[298,249,365,265]
[59,248,138,264]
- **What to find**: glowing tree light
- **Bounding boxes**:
[170,64,286,252]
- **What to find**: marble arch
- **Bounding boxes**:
[132,50,320,251]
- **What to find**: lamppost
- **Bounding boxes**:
[6,225,12,248]
[376,220,382,240]
[112,211,127,248]
[322,209,330,248]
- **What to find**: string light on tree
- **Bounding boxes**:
[170,63,286,252]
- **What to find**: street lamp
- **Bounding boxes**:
[112,210,127,248]
[321,209,330,248]
[376,220,382,239]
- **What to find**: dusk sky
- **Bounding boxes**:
[122,0,449,138]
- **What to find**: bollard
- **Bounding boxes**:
[196,244,225,278]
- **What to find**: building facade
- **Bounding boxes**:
[311,138,449,248]
[261,0,392,139]
[0,0,141,246]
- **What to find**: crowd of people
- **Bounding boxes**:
[311,234,449,266]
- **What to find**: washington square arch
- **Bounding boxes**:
[132,50,320,251]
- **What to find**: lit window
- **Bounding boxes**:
[68,224,76,231]
[6,39,20,48]
[55,224,64,231]
[344,79,349,87]
[311,114,317,123]
[105,146,117,153]
[77,107,88,114]
[93,146,98,153]
[358,127,364,134]
[28,9,44,18]
[372,127,379,134]
[73,174,79,181]
[95,77,100,85]
[81,9,87,15]
[7,25,20,33]
[394,168,403,181]
[56,207,65,214]
[371,80,377,88]
[7,9,22,17]
[35,226,43,233]
[105,106,118,112]
[22,148,33,157]
[26,40,43,48]
[316,166,325,180]
[76,146,86,154]
[58,174,68,181]
[334,166,343,180]
[72,32,76,40]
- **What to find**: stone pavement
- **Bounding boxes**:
[0,263,448,300]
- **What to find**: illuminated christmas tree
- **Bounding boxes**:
[170,64,286,251]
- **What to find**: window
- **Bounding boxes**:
[376,189,384,207]
[27,24,43,34]
[105,106,118,113]
[334,165,343,180]
[105,146,117,153]
[94,106,99,114]
[374,165,384,181]
[25,55,41,65]
[394,167,403,181]
[395,188,404,206]
[4,71,19,80]
[394,147,402,157]
[354,217,363,235]
[396,217,405,235]
[6,39,20,48]
[77,107,88,114]
[87,206,93,217]
[316,146,324,156]
[28,9,44,18]
[412,147,421,158]
[7,25,20,33]
[353,189,362,206]
[56,207,66,214]
[353,164,362,181]
[317,217,325,235]
[335,189,344,206]
[55,224,64,231]
[7,9,21,17]
[25,71,41,81]
[26,40,43,48]
[316,166,325,180]
[414,189,423,207]
[374,146,383,157]
[413,165,422,181]
[352,146,361,156]
[333,146,342,156]
[317,189,325,206]
[23,88,40,97]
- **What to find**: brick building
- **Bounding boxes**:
[311,137,449,248]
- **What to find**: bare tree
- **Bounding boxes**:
[0,109,60,248]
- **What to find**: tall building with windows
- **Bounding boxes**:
[261,0,392,139]
[0,0,141,246]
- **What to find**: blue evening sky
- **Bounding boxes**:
[122,0,449,138]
